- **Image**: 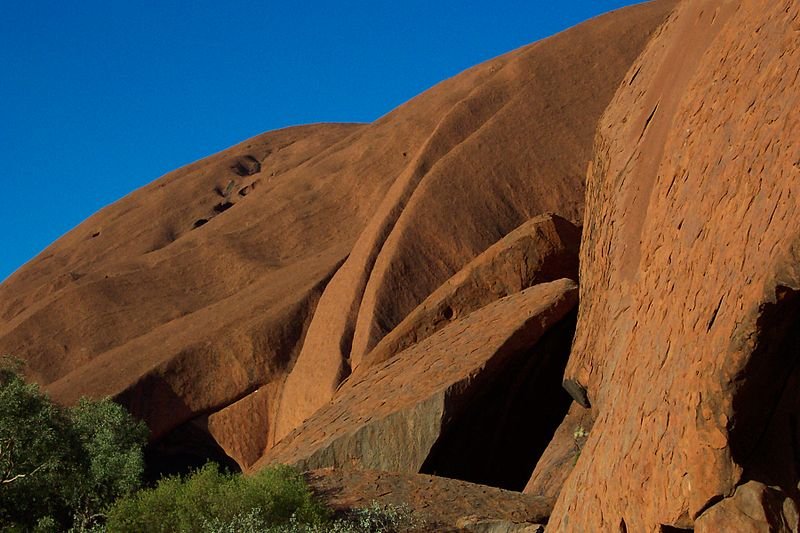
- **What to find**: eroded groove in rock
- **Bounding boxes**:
[274,0,676,444]
[420,311,576,491]
[255,280,578,474]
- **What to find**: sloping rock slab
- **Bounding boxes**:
[360,213,579,372]
[272,0,677,444]
[305,468,549,533]
[255,279,578,474]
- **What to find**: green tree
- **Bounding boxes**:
[0,358,148,531]
[0,362,78,528]
[68,398,149,530]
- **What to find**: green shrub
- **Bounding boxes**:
[259,501,421,533]
[0,358,148,531]
[106,463,330,532]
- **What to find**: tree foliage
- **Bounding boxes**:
[0,358,148,531]
[106,463,329,533]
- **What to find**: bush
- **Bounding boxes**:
[106,463,330,532]
[0,358,148,531]
[332,501,420,533]
[0,362,77,528]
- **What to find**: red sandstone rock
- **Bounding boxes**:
[272,0,676,443]
[358,213,580,373]
[549,0,800,530]
[523,403,594,503]
[694,481,799,533]
[256,279,578,478]
[305,468,549,532]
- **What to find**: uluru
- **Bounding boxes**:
[2,0,799,530]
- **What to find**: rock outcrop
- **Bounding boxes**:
[257,279,578,490]
[271,0,677,443]
[359,213,580,373]
[305,468,549,532]
[0,0,674,469]
[12,0,800,530]
[549,0,800,530]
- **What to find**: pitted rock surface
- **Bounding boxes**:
[550,0,800,530]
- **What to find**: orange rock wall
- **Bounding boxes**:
[551,0,800,530]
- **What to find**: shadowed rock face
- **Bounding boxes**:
[548,0,800,530]
[523,402,594,502]
[305,468,550,532]
[256,280,578,480]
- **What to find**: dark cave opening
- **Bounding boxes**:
[420,310,577,491]
[144,420,240,482]
[728,285,800,500]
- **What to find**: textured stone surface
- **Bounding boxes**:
[206,381,282,469]
[695,481,799,533]
[359,213,579,372]
[549,0,800,530]
[305,468,549,533]
[271,0,677,443]
[256,280,578,477]
[523,402,594,502]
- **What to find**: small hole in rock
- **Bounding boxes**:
[193,219,208,228]
[91,231,101,238]
[214,201,234,213]
[442,306,454,320]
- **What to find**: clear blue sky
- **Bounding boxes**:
[0,0,641,282]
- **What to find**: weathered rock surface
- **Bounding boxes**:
[206,382,282,469]
[523,402,593,502]
[359,213,580,372]
[694,481,799,533]
[305,468,548,533]
[0,2,674,470]
[549,0,800,530]
[256,280,578,483]
[272,0,677,443]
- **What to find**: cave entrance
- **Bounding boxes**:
[420,311,577,491]
[144,420,240,482]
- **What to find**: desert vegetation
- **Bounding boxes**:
[0,358,418,532]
